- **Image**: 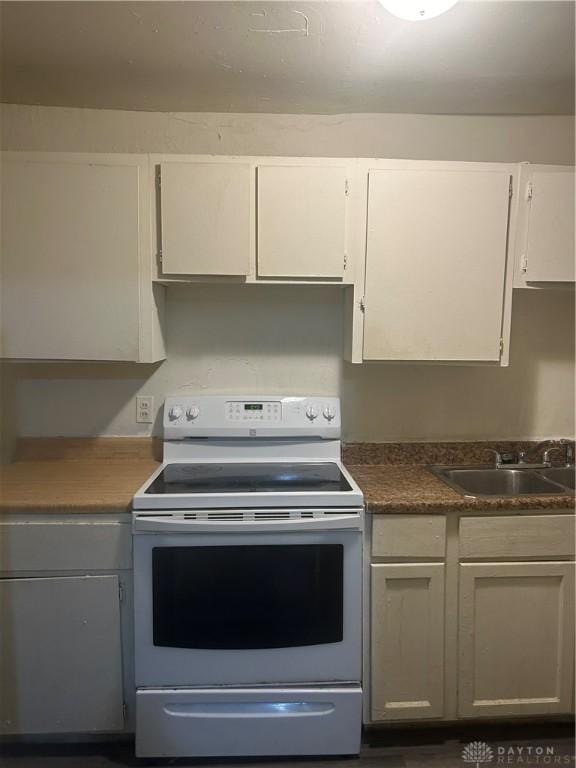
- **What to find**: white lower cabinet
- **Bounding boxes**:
[0,575,124,734]
[370,563,445,721]
[0,516,133,736]
[368,513,575,725]
[458,561,575,718]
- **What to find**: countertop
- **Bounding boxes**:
[0,438,574,515]
[348,463,575,514]
[0,458,160,514]
[0,438,160,514]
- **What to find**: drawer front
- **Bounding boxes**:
[372,515,446,559]
[136,687,362,757]
[0,520,132,572]
[460,515,575,560]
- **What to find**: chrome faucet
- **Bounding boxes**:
[484,439,575,470]
[565,441,575,466]
[556,439,575,467]
[483,448,518,468]
[519,439,575,468]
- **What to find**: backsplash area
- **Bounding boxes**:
[4,283,574,445]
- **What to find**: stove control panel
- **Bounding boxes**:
[225,401,282,421]
[163,395,340,439]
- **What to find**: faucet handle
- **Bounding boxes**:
[558,439,575,467]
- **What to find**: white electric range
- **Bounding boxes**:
[132,395,364,759]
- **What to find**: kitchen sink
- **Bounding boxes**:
[429,466,572,498]
[537,466,576,490]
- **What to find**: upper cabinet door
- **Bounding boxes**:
[1,153,163,362]
[159,162,251,276]
[523,167,575,283]
[257,165,347,279]
[363,167,512,362]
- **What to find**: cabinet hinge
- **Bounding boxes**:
[343,252,348,270]
[345,179,349,196]
[157,249,163,264]
[499,338,504,354]
[508,176,513,199]
[526,181,533,201]
[359,297,365,313]
[118,582,124,603]
[521,255,528,274]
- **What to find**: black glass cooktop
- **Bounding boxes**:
[145,462,352,495]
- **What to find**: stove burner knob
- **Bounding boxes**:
[323,406,335,421]
[305,406,318,421]
[168,406,183,421]
[186,406,200,421]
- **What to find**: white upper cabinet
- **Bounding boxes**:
[257,164,348,279]
[515,165,575,285]
[0,152,164,362]
[158,161,252,276]
[362,164,514,363]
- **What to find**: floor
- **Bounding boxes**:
[0,724,574,768]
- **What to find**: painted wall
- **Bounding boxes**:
[1,105,574,446]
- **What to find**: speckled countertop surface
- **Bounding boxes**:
[348,463,575,514]
[0,438,574,515]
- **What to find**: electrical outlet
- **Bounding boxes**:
[136,395,154,424]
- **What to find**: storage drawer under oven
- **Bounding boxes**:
[136,686,362,757]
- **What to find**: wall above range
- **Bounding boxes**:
[0,106,574,453]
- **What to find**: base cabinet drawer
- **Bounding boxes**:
[0,520,132,572]
[458,561,575,718]
[0,575,124,734]
[136,687,362,757]
[459,515,575,560]
[370,563,445,721]
[372,516,446,559]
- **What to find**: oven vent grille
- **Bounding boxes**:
[175,509,359,521]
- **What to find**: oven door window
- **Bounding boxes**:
[152,545,343,650]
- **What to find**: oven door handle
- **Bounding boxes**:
[132,515,362,533]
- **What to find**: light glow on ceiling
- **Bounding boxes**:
[379,0,460,21]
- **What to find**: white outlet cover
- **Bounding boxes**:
[136,395,154,423]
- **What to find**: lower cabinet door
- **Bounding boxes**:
[370,563,445,721]
[0,575,124,734]
[458,562,575,718]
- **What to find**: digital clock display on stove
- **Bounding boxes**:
[244,403,263,411]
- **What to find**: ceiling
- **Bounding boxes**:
[0,1,574,115]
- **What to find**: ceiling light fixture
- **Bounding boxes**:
[378,0,460,21]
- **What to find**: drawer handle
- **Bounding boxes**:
[163,702,335,718]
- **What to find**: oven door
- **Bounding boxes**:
[133,521,362,688]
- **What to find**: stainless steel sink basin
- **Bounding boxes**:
[537,466,576,491]
[429,465,571,498]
